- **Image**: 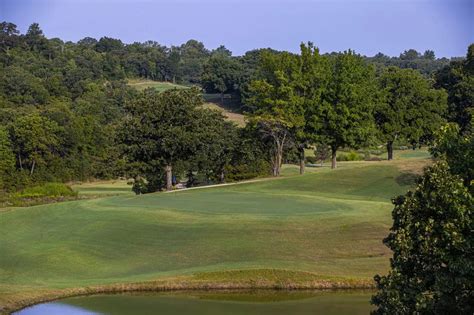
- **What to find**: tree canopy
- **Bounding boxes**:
[376,67,447,160]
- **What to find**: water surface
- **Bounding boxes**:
[16,290,373,315]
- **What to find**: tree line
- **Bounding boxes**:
[0,21,472,193]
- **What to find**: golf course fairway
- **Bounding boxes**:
[0,154,429,314]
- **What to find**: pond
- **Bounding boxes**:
[16,290,374,315]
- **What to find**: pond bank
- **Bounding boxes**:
[2,276,375,314]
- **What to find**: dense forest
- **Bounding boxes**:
[0,21,472,194]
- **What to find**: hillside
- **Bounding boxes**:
[127,80,246,126]
[0,153,430,313]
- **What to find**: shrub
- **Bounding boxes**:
[15,182,77,198]
[305,156,318,164]
[337,151,363,161]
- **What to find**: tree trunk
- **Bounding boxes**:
[30,159,36,176]
[331,147,337,169]
[276,145,283,176]
[219,169,225,183]
[18,153,23,170]
[165,164,172,191]
[299,146,305,175]
[387,141,394,161]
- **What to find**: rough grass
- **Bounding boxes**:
[0,183,78,208]
[0,157,429,313]
[71,180,134,196]
[201,102,245,127]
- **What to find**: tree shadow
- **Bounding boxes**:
[395,172,420,186]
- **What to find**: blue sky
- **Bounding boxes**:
[1,0,472,57]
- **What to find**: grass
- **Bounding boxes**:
[71,180,134,196]
[0,156,429,313]
[201,102,246,127]
[127,79,189,92]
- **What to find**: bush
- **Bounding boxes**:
[337,151,364,161]
[225,160,270,182]
[305,156,318,164]
[15,182,77,198]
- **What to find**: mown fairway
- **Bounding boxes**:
[0,153,429,310]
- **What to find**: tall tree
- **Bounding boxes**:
[25,23,48,53]
[0,127,15,189]
[179,39,209,83]
[0,22,20,55]
[316,50,376,168]
[189,109,239,183]
[10,113,61,176]
[435,44,474,133]
[202,53,243,104]
[299,42,330,173]
[376,67,447,160]
[246,51,304,176]
[120,88,203,191]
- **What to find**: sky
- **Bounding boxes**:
[1,0,473,57]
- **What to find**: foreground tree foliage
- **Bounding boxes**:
[372,126,473,314]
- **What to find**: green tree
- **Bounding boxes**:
[190,109,239,183]
[25,23,48,53]
[202,53,243,104]
[399,49,420,60]
[376,67,447,160]
[317,50,376,168]
[435,44,474,133]
[299,42,330,172]
[0,66,49,105]
[0,21,20,55]
[10,113,61,176]
[120,88,203,191]
[423,50,435,60]
[430,123,473,185]
[0,127,15,189]
[246,51,304,176]
[178,39,209,83]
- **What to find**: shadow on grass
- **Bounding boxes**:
[395,172,419,186]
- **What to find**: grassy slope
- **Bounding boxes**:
[0,151,430,312]
[127,79,188,92]
[127,79,246,126]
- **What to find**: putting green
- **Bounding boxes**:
[0,158,428,312]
